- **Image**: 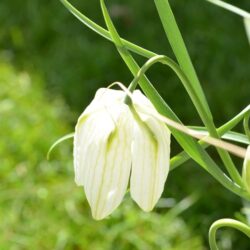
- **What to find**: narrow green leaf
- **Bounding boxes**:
[189,126,249,145]
[171,105,250,169]
[242,146,250,193]
[59,0,156,58]
[47,133,74,160]
[209,218,250,250]
[154,0,212,120]
[154,0,242,186]
[243,110,250,141]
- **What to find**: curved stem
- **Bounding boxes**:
[60,0,156,58]
[99,0,250,200]
[125,55,185,103]
[188,129,249,145]
[209,218,250,250]
[128,55,188,91]
[126,54,243,185]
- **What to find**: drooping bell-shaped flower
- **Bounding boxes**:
[130,91,171,212]
[74,88,171,220]
[242,145,250,193]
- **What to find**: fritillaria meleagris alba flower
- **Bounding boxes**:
[74,88,171,220]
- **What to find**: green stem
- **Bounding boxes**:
[154,0,211,118]
[171,105,250,170]
[60,0,156,58]
[125,54,188,103]
[243,109,250,142]
[209,218,250,250]
[154,0,242,186]
[129,55,188,91]
[100,0,250,200]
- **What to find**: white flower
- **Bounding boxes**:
[74,88,171,220]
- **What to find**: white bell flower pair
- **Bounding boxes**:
[74,88,171,220]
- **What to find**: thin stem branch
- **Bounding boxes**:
[60,0,156,58]
[171,105,250,170]
[209,218,250,250]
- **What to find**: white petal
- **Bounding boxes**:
[82,88,126,116]
[74,113,94,186]
[130,109,171,212]
[74,102,133,220]
[74,88,126,185]
[132,90,155,110]
[94,88,126,104]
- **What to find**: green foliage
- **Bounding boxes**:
[0,0,249,122]
[0,62,204,249]
[0,0,249,249]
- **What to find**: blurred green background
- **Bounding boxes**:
[0,0,249,249]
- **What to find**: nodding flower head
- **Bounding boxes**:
[74,88,171,220]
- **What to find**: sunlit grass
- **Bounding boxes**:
[0,62,204,249]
